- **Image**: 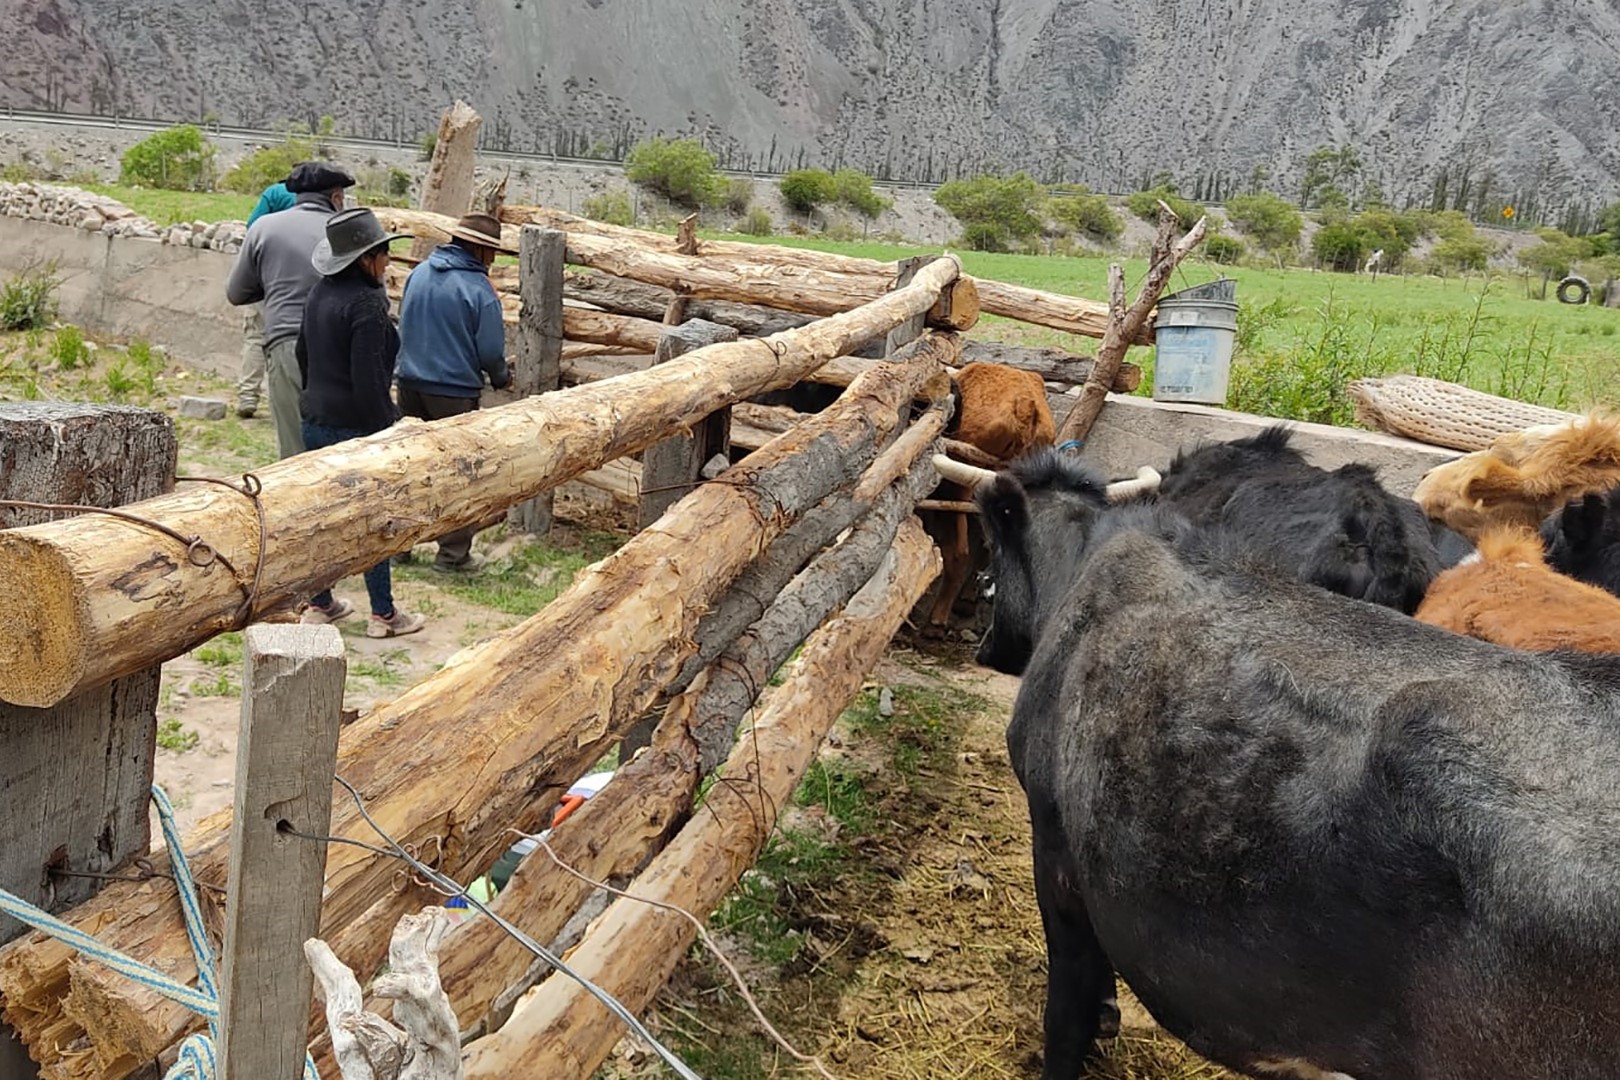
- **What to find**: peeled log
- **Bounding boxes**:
[410,101,481,262]
[0,338,956,1080]
[0,258,961,709]
[460,517,940,1077]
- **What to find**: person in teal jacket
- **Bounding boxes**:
[235,173,300,417]
[395,211,512,573]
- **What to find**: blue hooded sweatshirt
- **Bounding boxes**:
[246,182,295,226]
[395,243,511,398]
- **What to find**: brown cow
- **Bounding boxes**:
[920,362,1056,636]
[1414,527,1620,653]
[1415,411,1620,541]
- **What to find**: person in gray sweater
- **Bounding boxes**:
[226,161,356,458]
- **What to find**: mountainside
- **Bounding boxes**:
[5,0,1619,213]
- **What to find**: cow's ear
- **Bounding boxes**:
[1565,493,1610,547]
[977,474,1029,543]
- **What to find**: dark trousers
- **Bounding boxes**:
[302,419,395,617]
[397,385,481,567]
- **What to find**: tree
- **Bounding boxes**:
[1312,222,1369,272]
[1050,185,1124,242]
[1517,229,1587,279]
[933,172,1046,251]
[1224,192,1302,254]
[1300,144,1362,208]
[779,168,838,212]
[833,167,890,218]
[1598,200,1620,239]
[119,124,216,191]
[625,137,726,208]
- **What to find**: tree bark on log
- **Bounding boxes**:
[562,269,817,337]
[0,259,962,709]
[1055,204,1208,447]
[410,101,481,262]
[0,339,956,1080]
[459,518,940,1078]
[407,434,939,1055]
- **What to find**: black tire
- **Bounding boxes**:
[1557,275,1591,305]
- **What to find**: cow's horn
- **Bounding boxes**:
[1105,466,1162,503]
[932,453,997,489]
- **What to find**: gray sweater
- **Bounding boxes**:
[225,194,337,348]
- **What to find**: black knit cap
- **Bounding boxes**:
[286,161,356,194]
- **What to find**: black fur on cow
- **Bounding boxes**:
[1159,426,1458,613]
[1541,486,1620,597]
[979,471,1620,1079]
[972,437,1461,675]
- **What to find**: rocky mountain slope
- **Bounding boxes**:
[5,0,1618,212]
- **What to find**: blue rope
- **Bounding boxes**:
[1057,439,1086,453]
[0,785,321,1080]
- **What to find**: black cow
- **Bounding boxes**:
[1542,487,1620,597]
[975,455,1620,1080]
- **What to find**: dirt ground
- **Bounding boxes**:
[600,646,1237,1080]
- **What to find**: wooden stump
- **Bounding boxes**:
[410,101,482,262]
[508,225,567,534]
[0,403,176,1080]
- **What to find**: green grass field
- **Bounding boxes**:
[73,185,1619,424]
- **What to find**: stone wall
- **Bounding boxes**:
[0,182,247,253]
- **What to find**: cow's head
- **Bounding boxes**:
[933,451,1161,675]
[1541,488,1620,595]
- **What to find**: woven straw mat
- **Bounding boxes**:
[1346,375,1578,452]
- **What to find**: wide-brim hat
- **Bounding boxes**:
[311,208,407,275]
[446,212,513,252]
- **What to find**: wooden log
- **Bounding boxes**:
[459,517,940,1078]
[0,258,962,710]
[915,498,978,513]
[559,343,644,366]
[385,267,664,353]
[377,208,983,330]
[637,319,739,529]
[1055,203,1207,447]
[218,625,346,1080]
[0,337,956,1080]
[508,226,567,534]
[421,437,939,1046]
[410,100,481,262]
[306,908,461,1080]
[573,459,641,504]
[661,213,700,325]
[562,268,817,337]
[496,203,1136,339]
[0,404,175,1080]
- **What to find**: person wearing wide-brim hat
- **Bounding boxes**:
[393,211,515,574]
[295,208,427,639]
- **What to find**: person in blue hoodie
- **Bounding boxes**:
[395,211,512,573]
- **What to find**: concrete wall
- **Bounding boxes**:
[0,216,240,379]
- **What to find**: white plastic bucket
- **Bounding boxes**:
[1152,282,1238,406]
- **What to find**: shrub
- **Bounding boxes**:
[119,125,216,191]
[418,131,438,162]
[1312,222,1369,272]
[0,161,40,183]
[1517,229,1587,279]
[387,167,412,198]
[1051,185,1124,242]
[0,264,60,331]
[741,206,773,236]
[726,177,754,215]
[52,326,89,370]
[934,172,1046,251]
[1204,234,1245,264]
[833,168,890,218]
[1224,192,1302,253]
[581,190,635,226]
[780,168,838,212]
[221,132,316,194]
[625,137,725,208]
[1433,235,1493,274]
[1125,185,1203,230]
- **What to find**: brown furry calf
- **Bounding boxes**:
[1414,528,1620,653]
[1415,411,1620,541]
[921,362,1055,635]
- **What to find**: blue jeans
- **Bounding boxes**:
[302,419,395,618]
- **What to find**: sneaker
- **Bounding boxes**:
[431,553,486,575]
[392,549,416,567]
[235,404,256,419]
[367,608,427,638]
[300,598,355,625]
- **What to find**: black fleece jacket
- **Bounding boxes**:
[296,265,401,434]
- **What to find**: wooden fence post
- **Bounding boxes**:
[885,256,933,356]
[508,225,566,534]
[218,624,347,1080]
[0,403,176,1080]
[410,101,482,262]
[636,318,741,530]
